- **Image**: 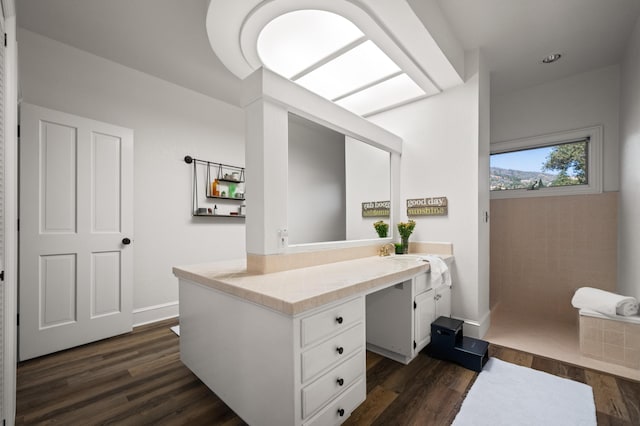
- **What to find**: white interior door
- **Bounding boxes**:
[19,103,133,361]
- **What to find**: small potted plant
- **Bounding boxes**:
[397,220,416,254]
[394,243,403,254]
[373,220,389,238]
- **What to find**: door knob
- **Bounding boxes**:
[122,238,131,245]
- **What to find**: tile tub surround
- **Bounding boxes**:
[173,254,451,315]
[579,311,640,369]
[490,192,618,324]
[246,241,453,274]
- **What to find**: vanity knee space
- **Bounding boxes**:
[366,270,452,364]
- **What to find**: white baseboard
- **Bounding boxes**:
[456,310,491,339]
[133,301,179,327]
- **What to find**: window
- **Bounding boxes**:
[490,126,602,199]
[256,10,432,116]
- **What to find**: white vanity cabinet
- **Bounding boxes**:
[414,288,436,351]
[175,254,452,425]
[414,281,451,352]
[366,269,452,364]
[300,298,367,424]
[179,278,366,426]
[435,284,452,319]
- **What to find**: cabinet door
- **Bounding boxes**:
[435,286,451,319]
[414,289,435,350]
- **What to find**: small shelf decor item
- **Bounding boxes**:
[373,220,389,238]
[397,220,416,254]
[184,155,246,218]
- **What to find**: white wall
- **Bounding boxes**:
[368,51,490,336]
[491,64,620,192]
[288,115,345,245]
[619,16,640,300]
[18,29,245,322]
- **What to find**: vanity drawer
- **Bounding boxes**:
[301,297,363,348]
[302,351,365,418]
[303,378,366,426]
[302,323,364,383]
[414,272,430,295]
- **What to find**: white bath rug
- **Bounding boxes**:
[453,357,596,426]
[170,325,180,336]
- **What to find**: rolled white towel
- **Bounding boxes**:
[571,287,639,317]
[619,300,640,316]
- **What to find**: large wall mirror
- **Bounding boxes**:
[288,114,391,246]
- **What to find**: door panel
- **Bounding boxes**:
[40,121,77,233]
[39,254,77,328]
[92,132,121,233]
[91,251,121,318]
[20,103,134,361]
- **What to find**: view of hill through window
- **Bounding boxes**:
[490,140,588,191]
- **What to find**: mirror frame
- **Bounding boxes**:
[287,113,392,246]
[244,68,402,255]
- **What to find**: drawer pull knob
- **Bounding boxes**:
[336,316,344,324]
[337,408,345,417]
[337,378,344,386]
[336,346,344,355]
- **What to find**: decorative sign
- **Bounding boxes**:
[362,200,391,217]
[407,196,448,216]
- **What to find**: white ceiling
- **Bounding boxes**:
[16,0,640,106]
[433,0,640,95]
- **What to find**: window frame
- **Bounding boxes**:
[490,126,603,199]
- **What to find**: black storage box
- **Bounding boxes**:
[453,336,489,372]
[430,317,463,357]
[428,316,489,372]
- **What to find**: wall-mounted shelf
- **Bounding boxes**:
[206,195,246,201]
[185,155,246,218]
[193,213,246,218]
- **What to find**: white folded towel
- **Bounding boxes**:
[421,255,452,287]
[571,287,639,316]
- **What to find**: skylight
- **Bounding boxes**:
[336,74,426,116]
[256,10,427,117]
[295,40,402,101]
[257,10,364,79]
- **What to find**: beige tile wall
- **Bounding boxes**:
[490,192,618,323]
[579,315,640,369]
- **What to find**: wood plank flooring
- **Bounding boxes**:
[16,318,640,425]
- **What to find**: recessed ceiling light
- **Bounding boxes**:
[541,53,562,64]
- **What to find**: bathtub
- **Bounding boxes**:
[579,309,640,369]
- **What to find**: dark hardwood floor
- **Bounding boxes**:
[16,318,640,425]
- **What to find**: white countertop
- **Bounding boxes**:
[173,254,452,315]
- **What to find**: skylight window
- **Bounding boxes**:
[257,10,364,79]
[256,9,428,117]
[336,73,426,116]
[294,40,402,101]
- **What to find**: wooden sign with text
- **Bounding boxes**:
[362,200,391,217]
[407,197,448,216]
